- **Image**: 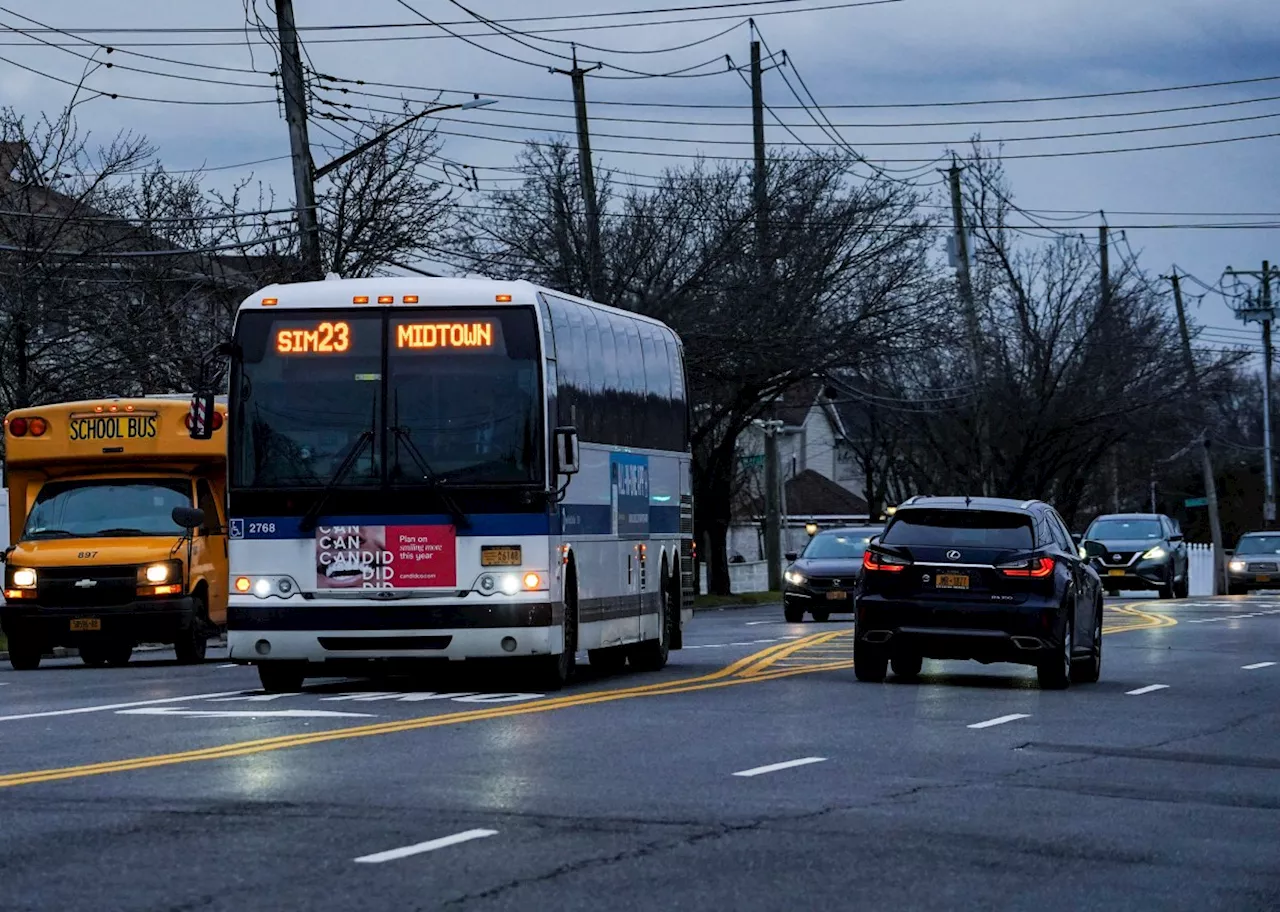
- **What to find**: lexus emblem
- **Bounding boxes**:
[74,579,97,588]
[946,550,961,561]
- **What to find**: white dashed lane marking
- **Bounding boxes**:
[1126,684,1170,696]
[733,757,827,777]
[967,714,1030,729]
[354,829,498,864]
[1242,661,1276,670]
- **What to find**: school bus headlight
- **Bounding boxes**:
[11,568,36,588]
[143,563,172,584]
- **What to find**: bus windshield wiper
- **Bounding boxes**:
[26,529,75,539]
[299,429,375,534]
[96,527,150,537]
[390,425,470,530]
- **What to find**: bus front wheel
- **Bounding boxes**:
[7,635,42,671]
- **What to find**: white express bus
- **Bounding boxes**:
[199,276,693,692]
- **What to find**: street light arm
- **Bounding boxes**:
[312,98,495,181]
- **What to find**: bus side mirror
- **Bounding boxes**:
[188,393,217,440]
[172,506,206,531]
[555,427,580,475]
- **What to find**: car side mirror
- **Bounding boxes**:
[554,426,580,475]
[785,551,798,562]
[1169,533,1184,542]
[172,506,206,531]
[1081,539,1106,559]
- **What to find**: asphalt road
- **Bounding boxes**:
[1,595,1277,911]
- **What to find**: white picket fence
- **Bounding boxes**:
[700,542,1218,597]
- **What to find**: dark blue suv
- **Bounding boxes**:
[855,496,1103,689]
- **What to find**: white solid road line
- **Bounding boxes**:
[117,707,376,719]
[744,620,772,626]
[1242,661,1277,670]
[354,829,498,864]
[967,714,1030,729]
[732,757,827,777]
[0,691,245,723]
[1126,684,1170,696]
[217,664,238,669]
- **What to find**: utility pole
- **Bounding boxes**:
[755,419,784,591]
[750,35,769,291]
[1099,219,1110,310]
[946,160,986,494]
[1228,260,1280,528]
[553,50,603,301]
[274,0,322,280]
[1200,434,1228,595]
[1169,271,1199,398]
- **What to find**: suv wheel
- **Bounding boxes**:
[1174,574,1189,599]
[1037,613,1073,690]
[784,605,804,623]
[1070,598,1103,684]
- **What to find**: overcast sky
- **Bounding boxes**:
[0,0,1277,355]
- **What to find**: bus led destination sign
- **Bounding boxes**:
[276,321,351,354]
[396,322,494,350]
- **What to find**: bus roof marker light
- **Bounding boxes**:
[377,295,394,304]
[353,295,370,304]
[495,294,512,302]
[261,297,278,306]
[402,295,419,304]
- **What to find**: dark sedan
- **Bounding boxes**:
[783,527,879,622]
[1228,532,1280,594]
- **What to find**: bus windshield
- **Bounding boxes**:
[23,479,191,539]
[231,307,542,489]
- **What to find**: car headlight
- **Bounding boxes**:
[784,569,806,586]
[1229,560,1247,572]
[10,567,36,588]
[1142,546,1167,561]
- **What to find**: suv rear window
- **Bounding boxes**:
[882,509,1034,550]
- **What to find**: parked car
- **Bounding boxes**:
[1227,531,1280,594]
[855,496,1103,689]
[1080,513,1188,599]
[783,526,880,623]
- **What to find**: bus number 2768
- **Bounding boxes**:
[248,522,277,535]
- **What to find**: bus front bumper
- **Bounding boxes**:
[1,597,198,648]
[227,599,564,662]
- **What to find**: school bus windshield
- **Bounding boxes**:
[23,478,192,540]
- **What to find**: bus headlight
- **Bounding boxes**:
[11,567,36,588]
[233,576,300,598]
[499,573,520,596]
[143,563,172,584]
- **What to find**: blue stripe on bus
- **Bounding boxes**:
[229,505,683,540]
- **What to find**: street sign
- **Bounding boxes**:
[1185,496,1209,508]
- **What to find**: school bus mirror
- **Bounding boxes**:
[172,506,206,531]
[187,394,217,440]
[554,427,580,476]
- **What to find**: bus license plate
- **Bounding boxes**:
[70,618,101,632]
[936,574,969,590]
[481,546,522,567]
[826,590,848,600]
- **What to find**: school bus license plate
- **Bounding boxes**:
[70,618,101,632]
[480,546,522,567]
[68,412,158,442]
[936,574,969,590]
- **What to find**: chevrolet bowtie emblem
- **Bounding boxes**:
[74,579,97,588]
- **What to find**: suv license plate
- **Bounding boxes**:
[70,618,101,632]
[826,590,848,600]
[936,574,969,590]
[1258,575,1271,583]
[1108,569,1126,577]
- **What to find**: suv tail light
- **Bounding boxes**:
[863,550,908,573]
[998,556,1055,578]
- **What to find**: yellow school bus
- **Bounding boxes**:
[1,396,228,670]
